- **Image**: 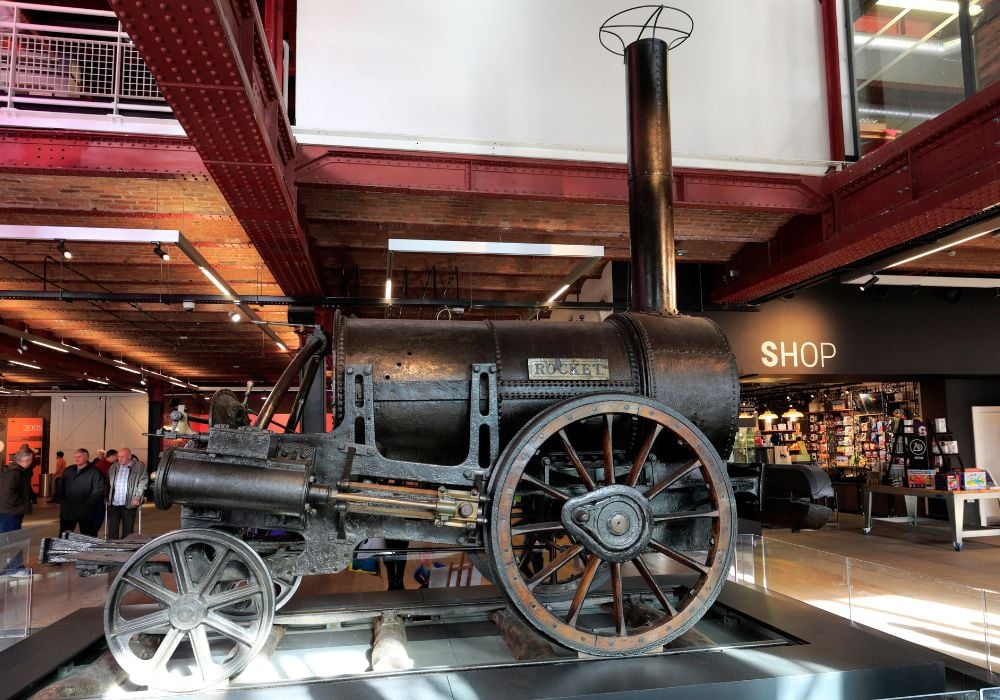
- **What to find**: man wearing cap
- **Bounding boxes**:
[106,447,147,540]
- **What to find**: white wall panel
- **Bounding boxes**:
[50,395,105,461]
[296,0,832,172]
[49,394,148,465]
[104,395,148,465]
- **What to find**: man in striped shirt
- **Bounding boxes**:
[106,448,148,539]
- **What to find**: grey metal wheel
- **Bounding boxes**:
[104,528,275,692]
[274,571,302,610]
[487,394,735,656]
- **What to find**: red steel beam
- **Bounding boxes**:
[0,128,205,177]
[820,0,846,162]
[713,80,1000,304]
[109,0,323,298]
[297,147,829,214]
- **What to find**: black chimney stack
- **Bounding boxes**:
[625,37,677,315]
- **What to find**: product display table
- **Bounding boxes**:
[863,484,1000,550]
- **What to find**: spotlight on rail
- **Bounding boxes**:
[153,243,170,261]
[57,240,72,260]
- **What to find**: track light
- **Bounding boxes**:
[140,377,147,386]
[859,274,879,292]
[61,396,67,402]
[57,240,72,259]
[16,339,26,355]
[153,243,170,261]
[230,311,242,323]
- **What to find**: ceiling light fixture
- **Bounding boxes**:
[275,341,288,352]
[199,267,232,297]
[388,239,605,258]
[384,279,393,300]
[859,274,879,292]
[61,396,67,402]
[139,377,147,386]
[545,284,571,304]
[85,377,109,385]
[16,339,26,355]
[884,229,995,270]
[116,365,142,375]
[29,339,69,353]
[759,408,778,421]
[56,239,72,259]
[153,243,170,261]
[130,388,146,394]
[230,311,242,323]
[9,360,41,370]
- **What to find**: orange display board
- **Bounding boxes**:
[7,417,44,488]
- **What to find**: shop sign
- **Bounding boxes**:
[760,341,837,369]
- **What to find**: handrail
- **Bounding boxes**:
[0,0,170,116]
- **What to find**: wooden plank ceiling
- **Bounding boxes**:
[0,173,296,389]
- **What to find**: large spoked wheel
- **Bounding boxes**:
[487,394,735,656]
[104,528,276,692]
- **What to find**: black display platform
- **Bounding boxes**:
[4,582,990,700]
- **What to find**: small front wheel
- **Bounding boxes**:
[104,528,275,692]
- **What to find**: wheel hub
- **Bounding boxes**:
[168,594,207,631]
[562,484,653,563]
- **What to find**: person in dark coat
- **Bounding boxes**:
[59,448,105,537]
[0,445,34,573]
[0,445,33,533]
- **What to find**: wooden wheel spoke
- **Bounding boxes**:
[610,562,626,634]
[626,424,663,487]
[648,539,710,576]
[558,429,596,491]
[517,535,537,570]
[654,509,719,523]
[511,521,566,536]
[645,459,699,500]
[124,573,177,606]
[566,556,601,626]
[206,583,262,609]
[111,609,171,638]
[204,612,256,647]
[526,544,584,590]
[632,557,679,616]
[602,414,615,485]
[521,474,569,502]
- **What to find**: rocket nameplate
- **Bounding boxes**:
[527,358,610,381]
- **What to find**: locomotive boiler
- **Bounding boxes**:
[101,26,739,693]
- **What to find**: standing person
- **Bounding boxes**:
[58,449,104,536]
[91,449,115,535]
[48,450,67,503]
[107,448,147,540]
[0,446,34,573]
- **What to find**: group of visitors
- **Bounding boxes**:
[0,445,147,540]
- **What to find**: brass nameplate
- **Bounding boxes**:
[527,358,609,381]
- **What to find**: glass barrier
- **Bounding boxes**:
[0,526,34,639]
[848,558,990,671]
[971,5,997,90]
[848,0,977,155]
[733,533,1000,675]
[985,589,1000,677]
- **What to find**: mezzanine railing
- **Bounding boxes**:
[0,1,169,116]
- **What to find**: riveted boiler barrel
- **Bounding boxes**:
[334,312,737,466]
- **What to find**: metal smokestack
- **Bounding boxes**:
[625,37,677,315]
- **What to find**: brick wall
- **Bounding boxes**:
[976,0,999,89]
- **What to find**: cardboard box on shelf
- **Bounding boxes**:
[961,469,987,491]
[906,469,937,489]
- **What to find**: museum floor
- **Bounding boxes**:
[8,502,1000,675]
